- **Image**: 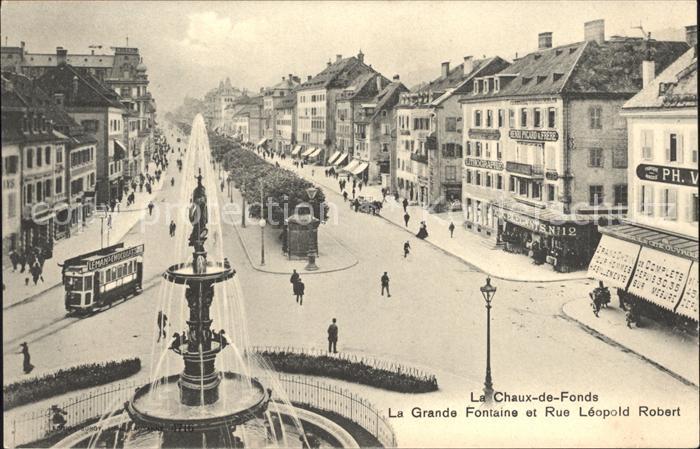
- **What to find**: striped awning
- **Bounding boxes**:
[309,147,323,158]
[676,262,698,320]
[327,151,341,165]
[256,138,268,147]
[333,153,349,166]
[291,145,302,156]
[342,159,361,173]
[628,246,693,312]
[302,146,317,157]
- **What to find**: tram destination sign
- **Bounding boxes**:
[636,164,699,187]
[87,244,145,271]
[509,129,559,142]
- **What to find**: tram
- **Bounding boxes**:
[61,243,144,314]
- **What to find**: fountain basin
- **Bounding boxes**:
[126,372,269,432]
[163,261,234,285]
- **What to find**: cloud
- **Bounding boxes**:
[180,11,263,51]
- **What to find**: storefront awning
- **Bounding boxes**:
[302,146,317,157]
[599,223,699,261]
[587,234,641,289]
[114,140,127,161]
[628,246,693,312]
[291,145,302,156]
[309,147,323,158]
[350,161,369,175]
[342,159,361,173]
[257,138,268,147]
[333,153,348,166]
[675,262,698,320]
[327,151,341,165]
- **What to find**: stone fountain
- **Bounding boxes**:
[125,169,270,448]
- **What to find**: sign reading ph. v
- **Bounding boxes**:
[636,164,699,187]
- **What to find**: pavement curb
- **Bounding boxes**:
[560,298,699,389]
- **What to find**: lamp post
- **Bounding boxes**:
[259,181,266,266]
[480,277,497,403]
[241,180,247,228]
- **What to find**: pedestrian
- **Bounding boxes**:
[50,405,68,431]
[617,288,627,311]
[417,221,429,239]
[358,181,363,191]
[148,201,154,216]
[327,318,338,353]
[311,169,315,177]
[402,197,408,212]
[381,272,391,297]
[353,198,360,212]
[19,342,33,374]
[19,251,26,273]
[30,261,41,285]
[157,311,168,341]
[9,249,19,272]
[220,180,224,192]
[169,220,176,237]
[343,191,348,202]
[294,278,305,305]
[403,212,410,227]
[351,188,356,199]
[449,222,455,238]
[403,241,411,258]
[171,177,175,187]
[290,269,300,286]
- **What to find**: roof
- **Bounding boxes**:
[36,64,125,109]
[414,57,500,95]
[299,55,377,91]
[370,81,408,119]
[622,47,697,110]
[20,53,115,68]
[274,92,297,109]
[465,38,689,101]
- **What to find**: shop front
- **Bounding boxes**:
[21,203,55,259]
[588,222,698,324]
[54,202,72,240]
[493,200,599,272]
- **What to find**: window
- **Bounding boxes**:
[496,174,503,190]
[485,173,492,187]
[474,110,482,127]
[486,110,493,128]
[445,166,457,181]
[26,148,33,169]
[641,130,653,160]
[519,178,528,196]
[547,185,556,202]
[445,117,458,132]
[508,109,515,128]
[7,192,17,217]
[44,179,51,198]
[614,184,628,206]
[498,110,504,128]
[475,171,481,186]
[56,147,63,164]
[533,108,542,128]
[56,177,63,194]
[520,108,528,127]
[692,193,699,222]
[547,107,556,128]
[532,182,542,200]
[466,141,472,156]
[4,155,19,175]
[509,176,516,192]
[589,106,602,129]
[496,143,502,160]
[640,185,654,215]
[612,148,627,168]
[25,184,33,205]
[588,148,603,167]
[666,132,684,163]
[589,185,604,206]
[545,145,556,169]
[36,148,42,167]
[662,188,677,219]
[45,147,51,165]
[466,170,472,184]
[475,142,482,158]
[691,132,698,163]
[485,142,491,159]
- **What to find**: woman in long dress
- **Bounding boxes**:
[416,221,429,240]
[19,342,33,374]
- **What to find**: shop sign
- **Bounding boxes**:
[501,210,578,236]
[508,129,559,142]
[468,129,501,140]
[545,170,559,181]
[636,164,699,187]
[675,262,698,320]
[628,246,693,311]
[613,232,697,260]
[464,157,504,171]
[86,244,145,271]
[587,235,641,289]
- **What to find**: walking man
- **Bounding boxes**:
[294,278,305,305]
[157,311,168,342]
[327,318,338,354]
[290,269,300,286]
[403,241,411,258]
[9,249,19,272]
[343,191,348,202]
[169,220,176,237]
[402,197,408,213]
[403,212,410,227]
[449,222,455,238]
[148,201,155,216]
[381,272,391,297]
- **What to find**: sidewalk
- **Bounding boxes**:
[2,162,164,310]
[223,184,358,275]
[276,157,588,282]
[562,298,699,387]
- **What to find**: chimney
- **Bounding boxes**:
[357,50,364,63]
[282,76,285,81]
[307,75,312,81]
[392,74,400,81]
[686,25,697,47]
[327,59,332,67]
[288,73,293,82]
[91,49,95,55]
[584,19,605,44]
[376,75,382,92]
[463,56,474,75]
[441,61,450,79]
[56,47,68,65]
[642,59,655,88]
[72,75,79,97]
[538,32,553,50]
[336,54,342,62]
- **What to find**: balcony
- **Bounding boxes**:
[411,152,428,164]
[506,161,544,178]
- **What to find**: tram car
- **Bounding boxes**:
[61,243,144,314]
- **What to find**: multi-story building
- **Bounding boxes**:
[295,51,380,161]
[459,20,688,271]
[273,93,297,154]
[1,76,23,260]
[263,75,300,150]
[396,56,509,206]
[345,76,407,186]
[36,60,128,205]
[589,27,697,322]
[204,78,244,129]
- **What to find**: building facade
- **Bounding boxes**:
[274,93,297,154]
[263,75,300,150]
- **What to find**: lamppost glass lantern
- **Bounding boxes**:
[480,276,496,402]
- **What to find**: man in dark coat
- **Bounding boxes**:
[402,198,409,212]
[290,269,300,286]
[157,311,168,341]
[327,318,338,353]
[381,272,391,297]
[294,279,305,305]
[403,241,411,258]
[403,212,410,227]
[449,222,456,238]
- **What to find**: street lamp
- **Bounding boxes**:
[259,218,266,266]
[480,276,497,403]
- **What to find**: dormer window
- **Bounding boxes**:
[483,79,489,94]
[536,75,547,84]
[534,54,542,60]
[474,80,480,94]
[522,77,532,85]
[555,49,563,56]
[494,78,500,92]
[569,47,577,54]
[553,73,564,82]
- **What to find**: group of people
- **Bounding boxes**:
[9,246,46,286]
[589,281,641,328]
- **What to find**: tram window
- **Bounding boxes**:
[128,261,133,274]
[123,262,127,275]
[85,276,93,290]
[106,270,112,282]
[72,276,84,290]
[85,293,92,304]
[117,266,123,278]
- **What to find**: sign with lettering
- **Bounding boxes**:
[468,129,501,140]
[675,262,698,320]
[464,157,504,171]
[587,235,641,289]
[545,170,559,181]
[636,164,699,187]
[509,129,559,142]
[86,244,144,271]
[628,247,693,311]
[499,210,578,237]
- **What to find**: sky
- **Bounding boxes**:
[1,1,696,112]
